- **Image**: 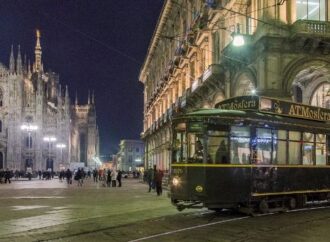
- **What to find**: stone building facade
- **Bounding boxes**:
[117,140,144,172]
[139,0,330,171]
[0,31,99,171]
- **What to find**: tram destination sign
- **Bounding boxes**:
[215,96,330,122]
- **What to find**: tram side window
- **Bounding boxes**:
[230,126,250,164]
[187,133,204,163]
[256,128,272,164]
[273,130,287,164]
[316,134,326,165]
[207,130,229,164]
[288,131,301,165]
[303,132,314,165]
[173,131,187,163]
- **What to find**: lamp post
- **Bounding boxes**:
[43,136,57,172]
[56,143,66,170]
[20,124,38,171]
[232,23,245,47]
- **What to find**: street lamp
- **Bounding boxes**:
[232,24,245,47]
[43,136,57,171]
[20,124,38,170]
[56,143,66,170]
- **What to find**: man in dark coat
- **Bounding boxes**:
[4,168,11,184]
[155,169,164,196]
[117,170,122,187]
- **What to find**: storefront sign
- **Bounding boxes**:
[215,96,330,122]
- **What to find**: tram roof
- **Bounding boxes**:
[176,108,330,131]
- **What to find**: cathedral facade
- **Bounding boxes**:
[0,31,99,171]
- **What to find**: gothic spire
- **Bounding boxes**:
[34,29,42,72]
[65,85,69,99]
[92,90,95,104]
[75,91,78,105]
[9,45,15,73]
[88,90,90,105]
[58,84,62,106]
[28,60,31,76]
[16,45,23,75]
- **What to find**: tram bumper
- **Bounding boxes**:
[170,176,206,210]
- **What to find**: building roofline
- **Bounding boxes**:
[138,0,172,83]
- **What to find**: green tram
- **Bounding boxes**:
[170,96,330,213]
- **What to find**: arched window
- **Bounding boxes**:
[293,85,303,103]
[0,120,2,132]
[310,83,330,108]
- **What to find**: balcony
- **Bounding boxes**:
[291,20,330,38]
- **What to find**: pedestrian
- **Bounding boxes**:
[66,169,72,184]
[111,169,117,187]
[38,170,42,180]
[93,169,98,182]
[4,168,11,184]
[117,170,122,187]
[106,169,111,187]
[75,168,83,186]
[155,169,164,196]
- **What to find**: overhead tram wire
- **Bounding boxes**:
[168,0,287,40]
[40,11,141,65]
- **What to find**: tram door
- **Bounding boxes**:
[46,158,54,171]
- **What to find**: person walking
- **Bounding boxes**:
[106,169,111,187]
[155,169,164,196]
[4,168,11,184]
[117,170,122,187]
[111,169,117,187]
[66,169,72,184]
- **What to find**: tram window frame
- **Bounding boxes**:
[230,126,251,164]
[206,128,229,164]
[315,134,326,166]
[255,128,272,164]
[302,132,315,165]
[288,131,302,165]
[172,130,187,163]
[187,132,205,163]
[273,129,287,165]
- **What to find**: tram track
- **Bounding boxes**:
[2,206,329,242]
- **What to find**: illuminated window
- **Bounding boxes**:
[230,126,250,164]
[256,128,272,164]
[296,0,326,21]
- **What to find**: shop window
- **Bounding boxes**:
[303,132,314,165]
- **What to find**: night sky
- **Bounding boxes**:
[0,0,163,155]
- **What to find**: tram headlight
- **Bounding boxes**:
[172,177,180,186]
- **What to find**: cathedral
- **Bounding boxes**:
[0,30,99,172]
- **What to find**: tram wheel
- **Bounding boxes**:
[259,199,269,214]
[288,197,297,210]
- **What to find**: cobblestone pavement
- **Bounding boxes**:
[0,178,180,242]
